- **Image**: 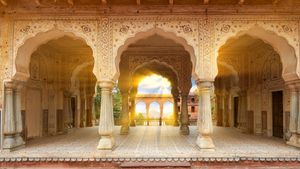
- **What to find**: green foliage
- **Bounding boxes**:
[113,87,122,121]
[136,113,145,125]
[94,86,101,119]
[93,86,122,122]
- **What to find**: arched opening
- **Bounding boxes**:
[215,35,286,139]
[117,33,193,135]
[114,28,199,81]
[22,36,97,140]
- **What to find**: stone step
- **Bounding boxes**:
[120,161,191,168]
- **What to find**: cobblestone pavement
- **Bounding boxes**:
[0,126,299,158]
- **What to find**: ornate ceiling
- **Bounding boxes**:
[30,36,96,89]
[0,0,299,14]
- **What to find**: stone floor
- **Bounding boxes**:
[1,126,300,158]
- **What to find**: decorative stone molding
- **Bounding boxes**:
[0,156,299,163]
[13,18,98,81]
[111,16,199,81]
[8,15,300,84]
[212,18,299,81]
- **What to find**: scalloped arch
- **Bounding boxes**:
[214,26,298,82]
[113,27,198,81]
[13,28,98,81]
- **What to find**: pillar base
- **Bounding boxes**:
[180,125,189,135]
[120,126,130,135]
[130,121,136,127]
[97,136,115,150]
[3,134,25,151]
[3,135,16,149]
[287,133,300,148]
[196,135,215,150]
[15,133,25,147]
[173,120,179,126]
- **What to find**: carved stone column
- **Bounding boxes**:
[173,95,179,126]
[97,81,115,150]
[3,81,16,149]
[196,81,215,150]
[180,93,189,135]
[120,90,129,135]
[159,103,163,126]
[129,91,136,127]
[146,103,150,126]
[223,91,230,127]
[238,91,248,132]
[287,89,299,146]
[14,84,25,147]
[172,90,179,126]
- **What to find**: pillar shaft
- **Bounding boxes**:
[14,85,25,147]
[159,104,163,126]
[146,103,150,126]
[4,84,15,135]
[238,91,248,132]
[196,81,215,150]
[297,91,300,133]
[223,92,230,127]
[173,96,179,126]
[180,94,189,135]
[120,92,129,134]
[129,96,136,126]
[287,89,300,147]
[97,81,115,150]
[3,81,25,150]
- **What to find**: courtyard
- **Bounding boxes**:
[1,126,299,159]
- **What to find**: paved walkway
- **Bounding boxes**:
[1,126,300,158]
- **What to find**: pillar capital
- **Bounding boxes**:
[98,81,115,90]
[196,80,213,90]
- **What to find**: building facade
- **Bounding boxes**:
[0,0,300,151]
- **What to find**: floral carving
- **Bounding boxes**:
[119,25,130,34]
[180,25,192,33]
[20,25,30,33]
[281,25,292,33]
[220,24,231,33]
[81,25,91,33]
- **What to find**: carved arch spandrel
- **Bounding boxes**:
[111,18,200,81]
[13,19,98,81]
[213,21,299,81]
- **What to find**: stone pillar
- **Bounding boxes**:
[180,94,189,135]
[120,90,129,135]
[159,104,163,126]
[3,82,16,149]
[223,92,230,127]
[14,84,25,147]
[97,81,115,150]
[287,89,299,146]
[171,89,179,126]
[3,81,25,150]
[238,91,248,132]
[146,103,150,126]
[173,95,179,126]
[196,81,215,150]
[129,92,136,127]
[215,91,223,126]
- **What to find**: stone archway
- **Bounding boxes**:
[213,26,298,81]
[113,28,199,81]
[13,29,98,82]
[215,34,286,137]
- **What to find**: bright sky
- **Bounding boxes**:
[137,74,171,95]
[135,74,196,118]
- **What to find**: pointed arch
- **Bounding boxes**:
[114,28,198,81]
[13,29,98,82]
[214,26,298,81]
